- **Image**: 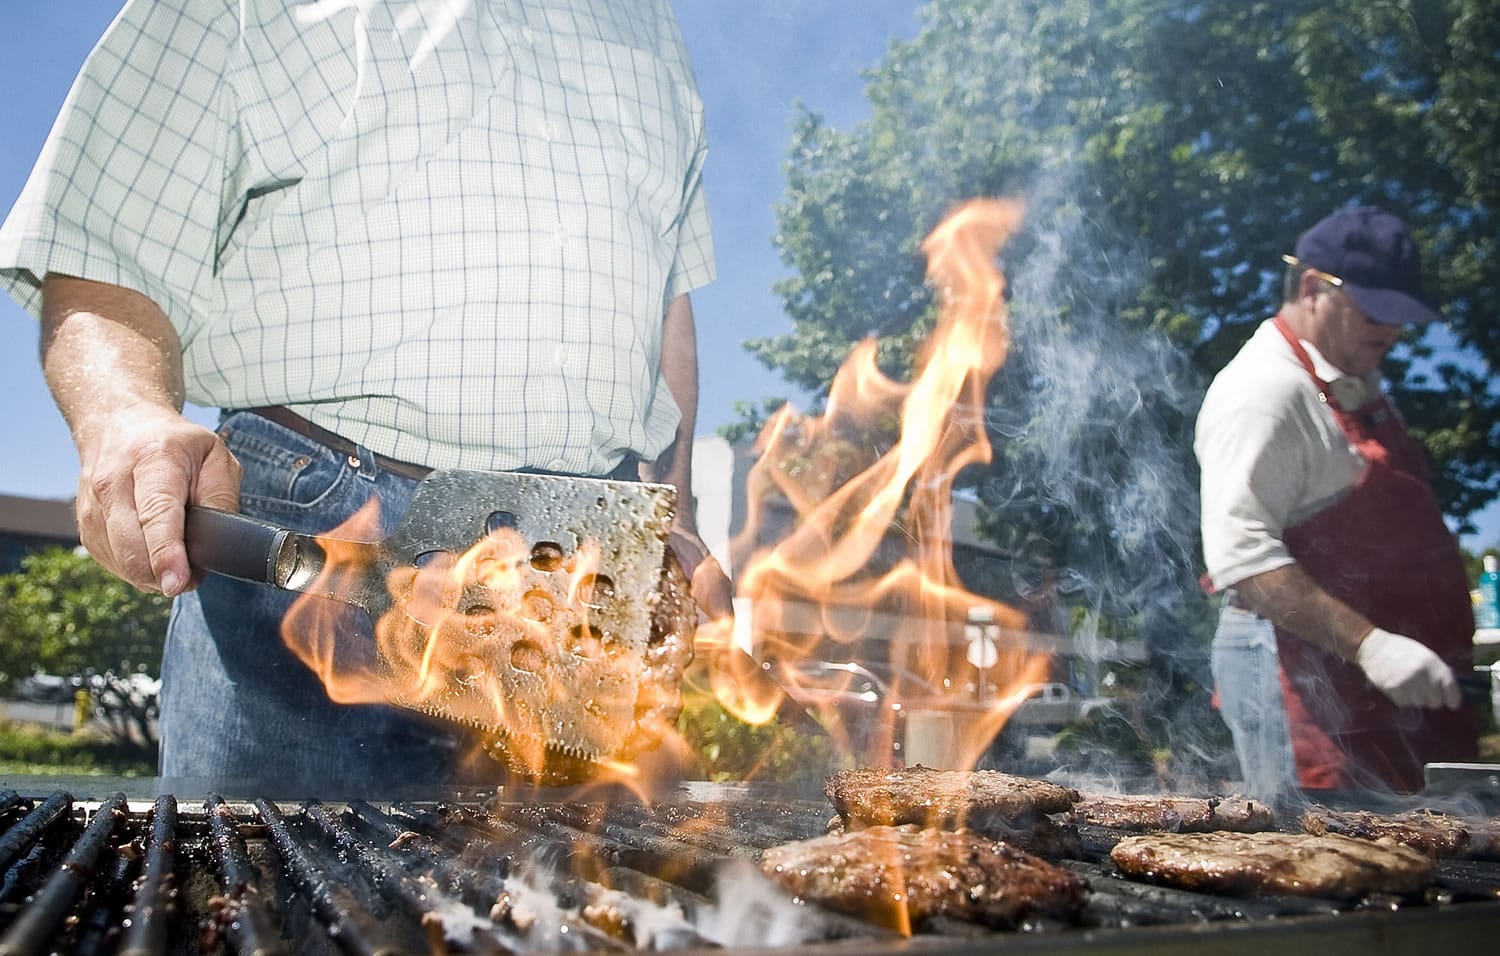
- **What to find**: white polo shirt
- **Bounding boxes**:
[1195,317,1385,591]
[0,0,715,476]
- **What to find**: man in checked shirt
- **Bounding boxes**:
[0,0,731,789]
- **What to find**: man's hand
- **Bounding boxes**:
[666,528,733,622]
[42,274,241,596]
[1354,628,1461,710]
[74,404,240,596]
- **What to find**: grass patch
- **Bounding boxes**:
[0,722,156,777]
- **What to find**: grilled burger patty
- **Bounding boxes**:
[826,810,1083,861]
[1110,830,1434,898]
[760,825,1088,928]
[1071,793,1276,833]
[826,766,1080,829]
[1302,805,1500,860]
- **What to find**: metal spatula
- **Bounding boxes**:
[185,469,675,762]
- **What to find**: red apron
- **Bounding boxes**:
[1270,315,1477,792]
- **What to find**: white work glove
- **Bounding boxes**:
[1354,628,1461,710]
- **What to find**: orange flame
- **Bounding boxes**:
[277,196,1051,808]
[721,197,1052,772]
[280,499,389,705]
[279,499,657,785]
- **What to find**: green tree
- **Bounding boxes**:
[737,1,1496,776]
[0,547,167,750]
[1086,0,1500,522]
[748,0,1497,604]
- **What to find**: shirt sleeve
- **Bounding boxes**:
[655,0,714,303]
[1196,396,1310,591]
[665,148,715,302]
[0,0,234,329]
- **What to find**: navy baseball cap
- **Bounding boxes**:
[1293,205,1440,326]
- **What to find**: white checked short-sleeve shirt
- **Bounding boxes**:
[0,0,715,475]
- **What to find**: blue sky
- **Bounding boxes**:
[2,1,1495,550]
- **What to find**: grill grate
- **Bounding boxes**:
[0,787,1497,955]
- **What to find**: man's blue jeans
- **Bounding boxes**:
[158,410,465,793]
[1209,603,1298,803]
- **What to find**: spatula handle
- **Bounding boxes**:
[185,506,293,585]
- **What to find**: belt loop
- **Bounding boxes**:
[610,453,640,482]
[350,444,380,482]
[1223,588,1259,616]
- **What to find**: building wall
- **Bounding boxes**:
[0,495,78,575]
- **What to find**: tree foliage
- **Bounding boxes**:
[0,547,167,751]
[0,547,167,686]
[746,0,1498,623]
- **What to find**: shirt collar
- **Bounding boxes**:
[1258,316,1382,407]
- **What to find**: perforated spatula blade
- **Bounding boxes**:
[185,469,676,763]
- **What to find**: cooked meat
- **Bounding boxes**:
[760,825,1087,929]
[824,808,1083,860]
[1471,828,1500,860]
[1071,793,1275,833]
[1110,831,1434,898]
[825,767,1080,830]
[995,815,1084,860]
[1302,805,1500,860]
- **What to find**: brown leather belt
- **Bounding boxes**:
[246,406,433,481]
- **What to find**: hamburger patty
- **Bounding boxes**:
[1071,793,1276,833]
[825,766,1080,830]
[760,824,1088,929]
[1302,805,1500,860]
[1110,830,1434,898]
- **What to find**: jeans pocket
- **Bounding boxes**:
[218,411,354,521]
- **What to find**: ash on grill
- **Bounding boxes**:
[0,785,1498,955]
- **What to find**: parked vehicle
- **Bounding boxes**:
[1016,681,1073,704]
[12,673,81,704]
[771,658,945,765]
[1007,681,1117,726]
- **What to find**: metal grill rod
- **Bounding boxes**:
[300,800,519,954]
[347,800,625,953]
[0,793,70,874]
[252,797,397,956]
[119,795,179,956]
[504,802,901,946]
[207,795,288,956]
[0,792,125,956]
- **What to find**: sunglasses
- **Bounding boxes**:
[1283,254,1399,329]
[1281,254,1343,287]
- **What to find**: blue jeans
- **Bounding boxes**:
[158,410,467,794]
[1210,603,1297,803]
